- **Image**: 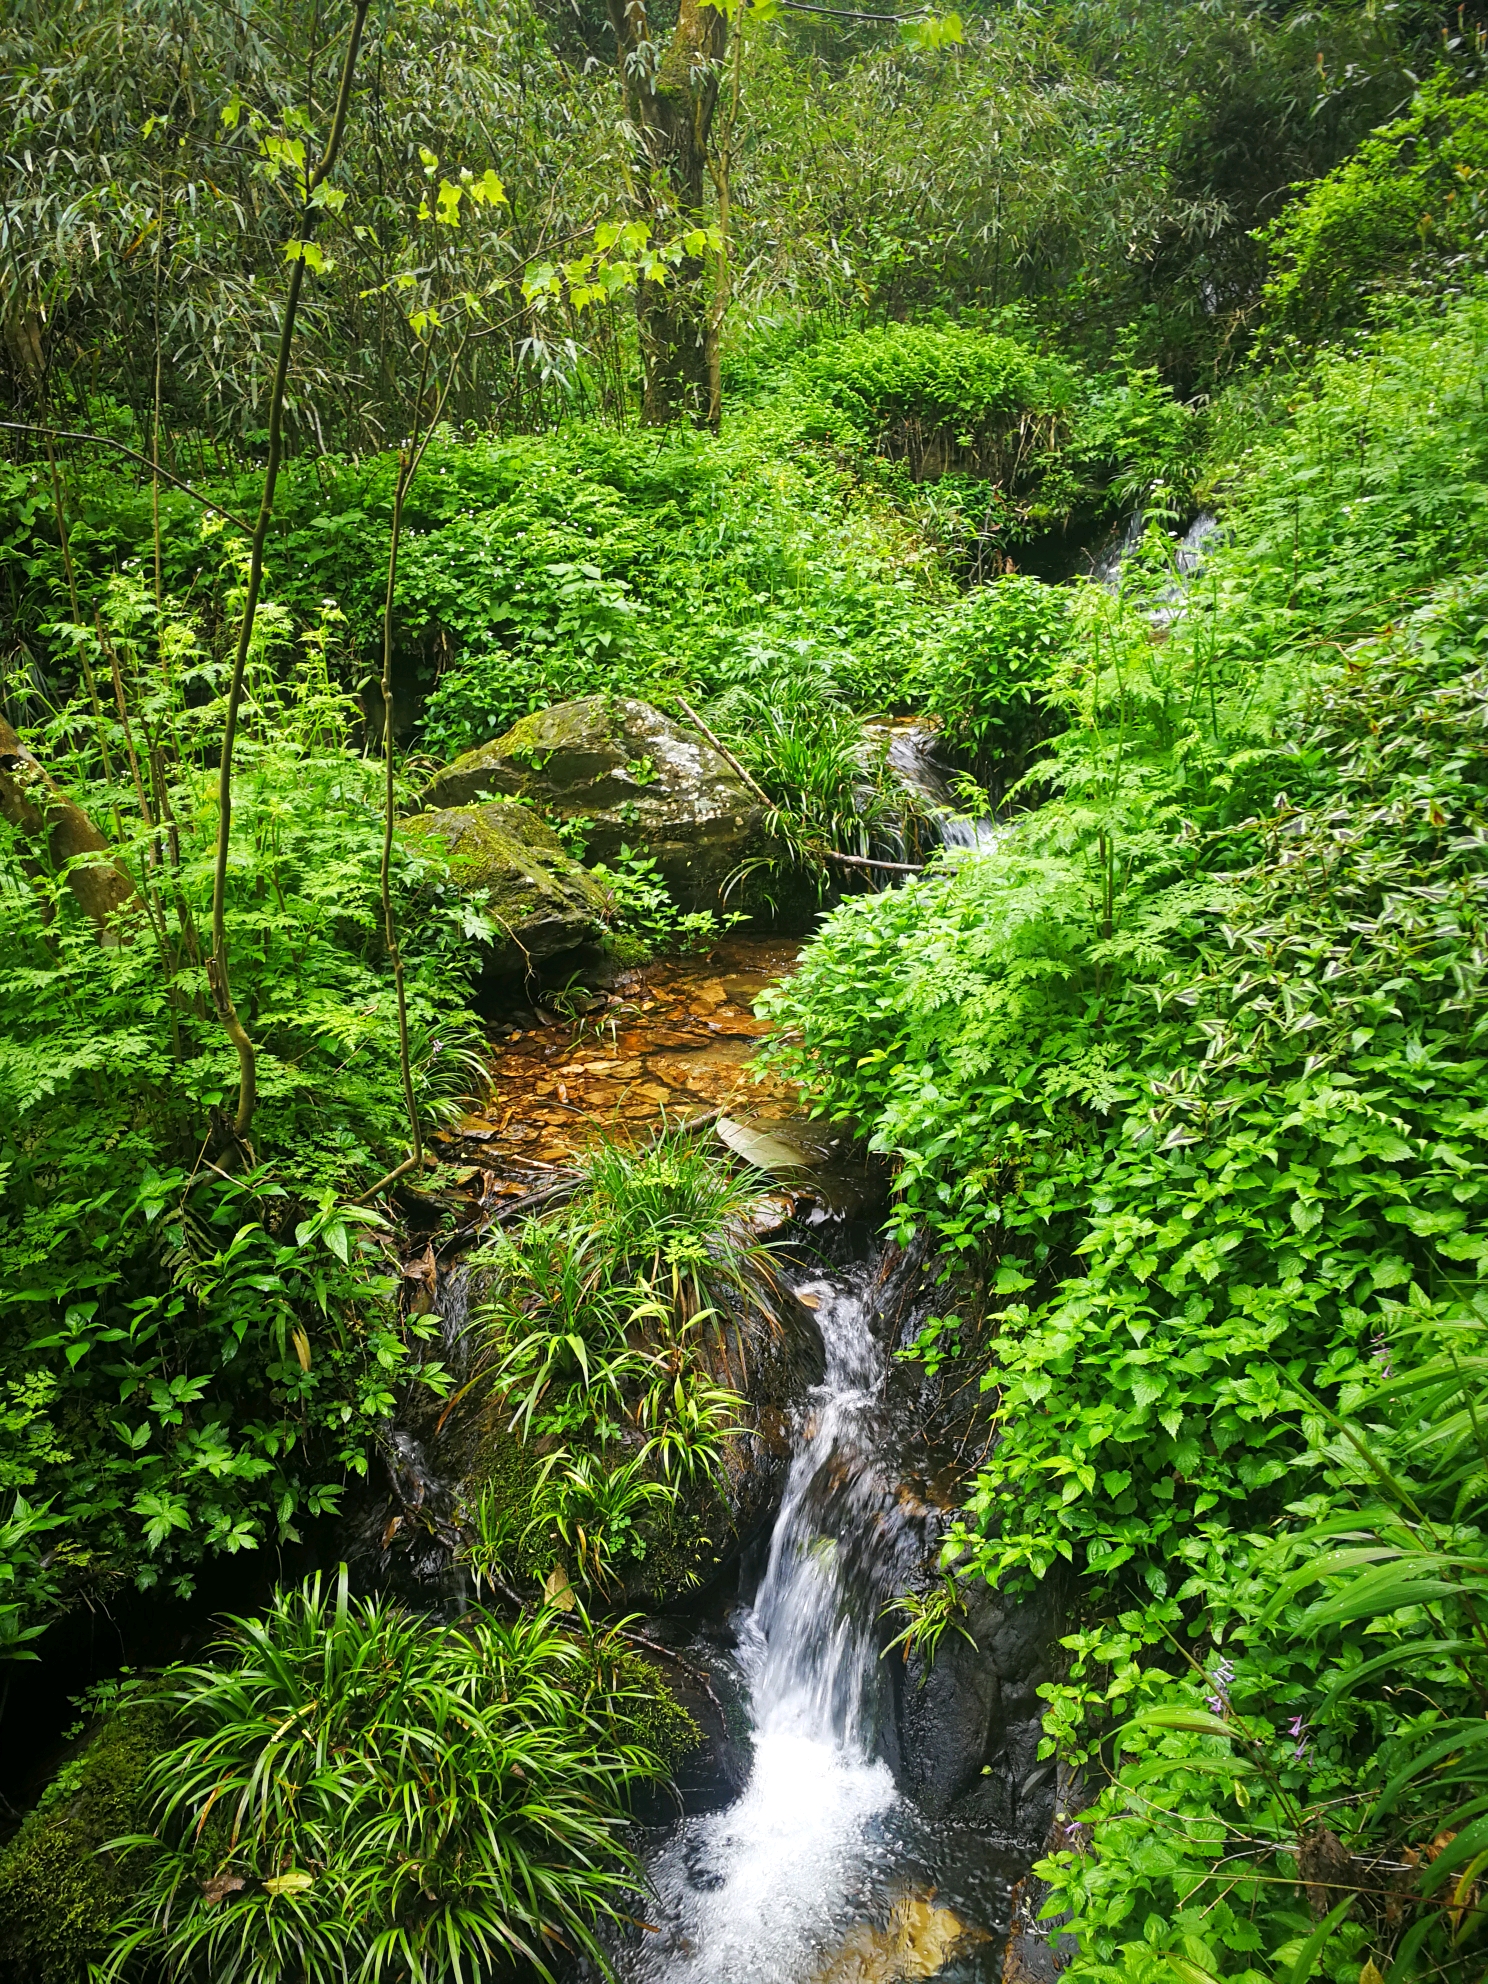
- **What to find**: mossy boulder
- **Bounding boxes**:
[0,1691,172,1984]
[402,799,609,978]
[423,697,761,914]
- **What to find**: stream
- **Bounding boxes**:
[400,939,1046,1984]
[610,1263,1024,1984]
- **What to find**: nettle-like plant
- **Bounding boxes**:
[767,295,1488,1984]
[0,567,492,1643]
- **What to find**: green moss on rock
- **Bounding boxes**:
[607,1653,703,1773]
[423,698,760,914]
[0,1693,172,1984]
[402,798,608,975]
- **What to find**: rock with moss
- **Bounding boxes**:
[423,697,761,913]
[402,798,610,977]
[0,1691,172,1984]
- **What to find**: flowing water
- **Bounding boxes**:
[877,723,1002,855]
[1094,509,1220,613]
[614,1266,1020,1984]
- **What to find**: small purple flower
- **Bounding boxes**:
[1205,1658,1235,1715]
[1287,1714,1311,1762]
[1371,1334,1393,1378]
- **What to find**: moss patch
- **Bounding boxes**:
[607,1653,703,1773]
[0,1693,172,1984]
[402,799,608,972]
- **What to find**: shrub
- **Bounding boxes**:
[765,291,1488,1984]
[1258,73,1488,344]
[914,573,1072,777]
[469,1133,770,1589]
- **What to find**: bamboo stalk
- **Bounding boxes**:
[208,0,370,1145]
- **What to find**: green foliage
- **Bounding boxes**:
[1038,1317,1488,1984]
[1259,74,1488,347]
[100,1573,665,1984]
[880,1574,976,1675]
[913,574,1071,774]
[715,679,912,893]
[591,845,734,964]
[0,581,481,1644]
[766,290,1488,1980]
[730,3,1428,385]
[0,0,609,448]
[470,1133,768,1588]
[799,323,1078,465]
[0,1688,172,1984]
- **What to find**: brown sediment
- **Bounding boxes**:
[432,935,804,1188]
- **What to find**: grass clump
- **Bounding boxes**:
[466,1132,775,1595]
[99,1573,665,1984]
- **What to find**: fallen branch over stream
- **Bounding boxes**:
[822,849,924,875]
[673,697,925,876]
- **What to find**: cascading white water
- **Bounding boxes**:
[617,1271,901,1982]
[880,725,1001,855]
[613,1268,1018,1984]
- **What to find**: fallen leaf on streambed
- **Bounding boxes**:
[263,1871,316,1897]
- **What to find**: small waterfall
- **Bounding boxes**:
[1095,509,1219,612]
[880,724,1001,856]
[617,1267,1004,1984]
[746,1273,898,1752]
[1092,507,1147,587]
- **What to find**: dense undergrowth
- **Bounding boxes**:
[5,6,1488,1976]
[767,291,1488,1981]
[3,325,1197,764]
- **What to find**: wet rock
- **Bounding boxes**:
[715,1114,889,1223]
[999,1766,1089,1984]
[402,799,609,977]
[871,1250,1064,1840]
[422,696,761,913]
[891,1573,1063,1835]
[815,1890,991,1981]
[629,1632,753,1818]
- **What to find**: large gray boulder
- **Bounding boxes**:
[400,800,609,978]
[423,697,760,913]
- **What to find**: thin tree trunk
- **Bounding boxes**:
[359,338,466,1205]
[705,6,745,431]
[608,0,727,426]
[208,0,370,1145]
